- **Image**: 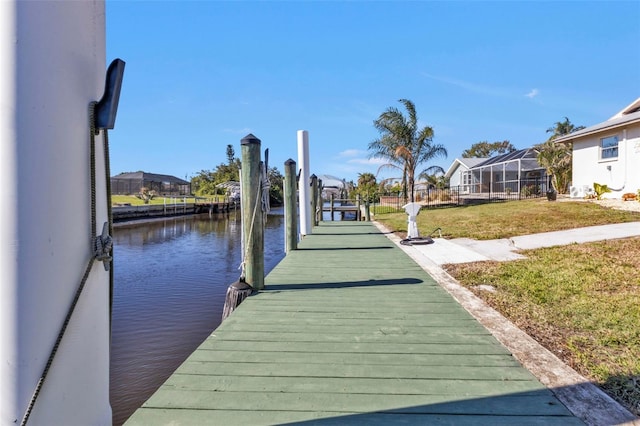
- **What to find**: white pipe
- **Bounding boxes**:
[297,130,312,236]
[0,2,111,425]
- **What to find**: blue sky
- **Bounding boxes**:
[106,0,640,184]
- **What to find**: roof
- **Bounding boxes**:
[554,97,640,144]
[444,157,488,178]
[111,171,189,185]
[317,174,346,188]
[473,148,540,168]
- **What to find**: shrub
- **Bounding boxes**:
[593,182,611,200]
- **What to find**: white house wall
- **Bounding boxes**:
[448,164,464,187]
[0,2,111,425]
[572,122,640,198]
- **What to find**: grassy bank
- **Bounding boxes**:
[376,199,640,416]
[111,194,226,206]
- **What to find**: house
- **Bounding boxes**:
[445,149,548,195]
[554,97,640,198]
[445,157,488,192]
[111,171,191,196]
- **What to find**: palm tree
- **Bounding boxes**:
[356,172,377,203]
[357,172,376,188]
[369,99,447,202]
[546,117,585,138]
[537,117,585,193]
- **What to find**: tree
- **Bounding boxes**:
[546,117,585,138]
[267,166,284,206]
[536,117,585,194]
[226,144,235,165]
[354,172,377,203]
[190,169,218,196]
[190,145,241,196]
[369,99,447,202]
[462,140,516,158]
[419,172,448,189]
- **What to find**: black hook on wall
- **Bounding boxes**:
[95,58,125,130]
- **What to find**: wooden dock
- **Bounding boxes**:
[125,221,582,425]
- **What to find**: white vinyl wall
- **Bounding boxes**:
[0,2,111,425]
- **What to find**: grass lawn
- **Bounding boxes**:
[376,199,640,416]
[375,198,640,240]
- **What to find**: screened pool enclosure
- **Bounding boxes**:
[111,172,191,196]
[460,149,549,197]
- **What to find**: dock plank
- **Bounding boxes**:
[125,221,581,425]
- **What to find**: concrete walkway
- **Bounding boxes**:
[410,221,640,266]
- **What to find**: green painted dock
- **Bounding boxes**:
[125,221,582,425]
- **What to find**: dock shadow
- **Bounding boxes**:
[266,277,423,291]
[312,232,392,236]
[278,383,636,425]
[297,246,393,251]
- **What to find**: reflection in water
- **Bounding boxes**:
[110,209,284,425]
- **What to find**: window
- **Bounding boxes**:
[600,135,618,159]
[462,171,472,185]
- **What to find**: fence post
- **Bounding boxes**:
[310,174,318,227]
[356,194,361,221]
[284,158,298,253]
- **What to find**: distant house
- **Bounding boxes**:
[553,97,640,199]
[445,149,548,195]
[444,157,488,192]
[111,171,191,196]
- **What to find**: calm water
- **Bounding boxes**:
[109,208,285,425]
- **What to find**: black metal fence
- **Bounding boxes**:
[368,179,546,214]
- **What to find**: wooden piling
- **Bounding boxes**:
[310,174,318,227]
[365,199,371,221]
[284,158,298,253]
[221,134,264,320]
[330,193,335,221]
[240,134,264,290]
[317,178,323,223]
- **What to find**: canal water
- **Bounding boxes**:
[110,208,285,425]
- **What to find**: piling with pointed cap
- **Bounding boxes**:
[221,134,265,321]
[284,159,298,253]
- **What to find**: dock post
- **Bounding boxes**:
[356,194,361,221]
[310,174,318,227]
[239,134,264,290]
[222,134,264,320]
[284,159,298,253]
[365,199,371,221]
[317,178,323,222]
[297,130,312,236]
[330,193,335,221]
